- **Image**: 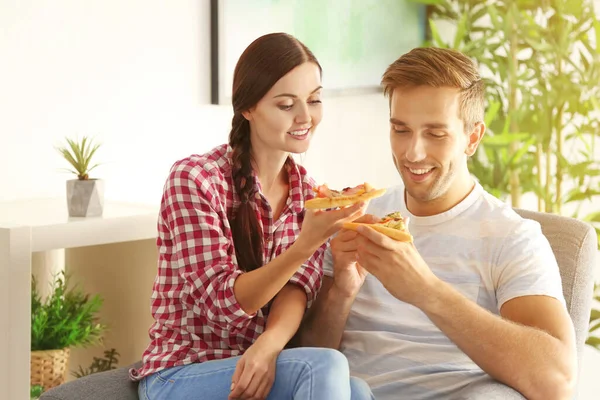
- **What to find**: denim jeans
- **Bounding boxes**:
[138,347,374,400]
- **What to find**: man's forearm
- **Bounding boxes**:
[298,279,355,349]
[422,282,575,400]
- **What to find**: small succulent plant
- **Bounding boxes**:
[56,136,102,180]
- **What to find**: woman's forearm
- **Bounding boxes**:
[260,284,308,349]
[233,240,315,314]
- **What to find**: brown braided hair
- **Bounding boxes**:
[228,33,321,272]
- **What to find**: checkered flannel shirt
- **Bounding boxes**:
[129,144,326,381]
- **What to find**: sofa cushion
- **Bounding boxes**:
[40,362,141,400]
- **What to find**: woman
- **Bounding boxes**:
[130,33,374,400]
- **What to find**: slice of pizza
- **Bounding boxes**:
[304,182,386,210]
[343,211,413,242]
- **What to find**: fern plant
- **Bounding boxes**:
[31,272,106,351]
[72,348,120,378]
[56,136,102,180]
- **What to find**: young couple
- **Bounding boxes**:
[130,33,576,400]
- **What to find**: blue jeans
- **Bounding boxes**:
[138,347,373,400]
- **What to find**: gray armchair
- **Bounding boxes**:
[455,209,597,399]
[40,209,597,400]
[515,209,597,382]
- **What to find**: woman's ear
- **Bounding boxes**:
[242,110,253,121]
[465,122,486,157]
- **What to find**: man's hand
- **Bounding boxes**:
[330,214,380,297]
[354,224,440,307]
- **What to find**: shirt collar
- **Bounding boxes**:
[285,156,305,215]
[226,146,305,215]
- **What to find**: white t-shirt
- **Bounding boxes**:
[322,182,566,399]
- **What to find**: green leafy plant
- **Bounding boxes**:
[31,272,106,351]
[56,136,102,180]
[30,384,44,399]
[414,0,600,216]
[72,348,120,379]
[412,0,600,350]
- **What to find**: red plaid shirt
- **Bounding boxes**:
[130,144,326,381]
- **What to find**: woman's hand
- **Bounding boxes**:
[296,202,367,253]
[229,334,282,400]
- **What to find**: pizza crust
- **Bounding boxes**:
[304,188,386,210]
[342,222,413,242]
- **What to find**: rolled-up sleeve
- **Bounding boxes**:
[162,162,255,333]
[288,241,327,309]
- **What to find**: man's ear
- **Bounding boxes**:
[466,122,486,157]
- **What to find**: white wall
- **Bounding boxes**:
[0,0,398,205]
[1,0,598,398]
[0,0,220,202]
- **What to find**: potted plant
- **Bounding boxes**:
[412,0,600,349]
[56,136,104,217]
[30,272,105,392]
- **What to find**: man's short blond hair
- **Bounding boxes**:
[381,47,485,131]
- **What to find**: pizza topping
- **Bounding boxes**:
[314,185,341,198]
[313,183,367,198]
[341,185,366,196]
[384,211,404,220]
[380,212,406,230]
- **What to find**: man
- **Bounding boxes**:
[299,48,576,400]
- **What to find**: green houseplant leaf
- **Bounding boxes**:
[31,272,106,351]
